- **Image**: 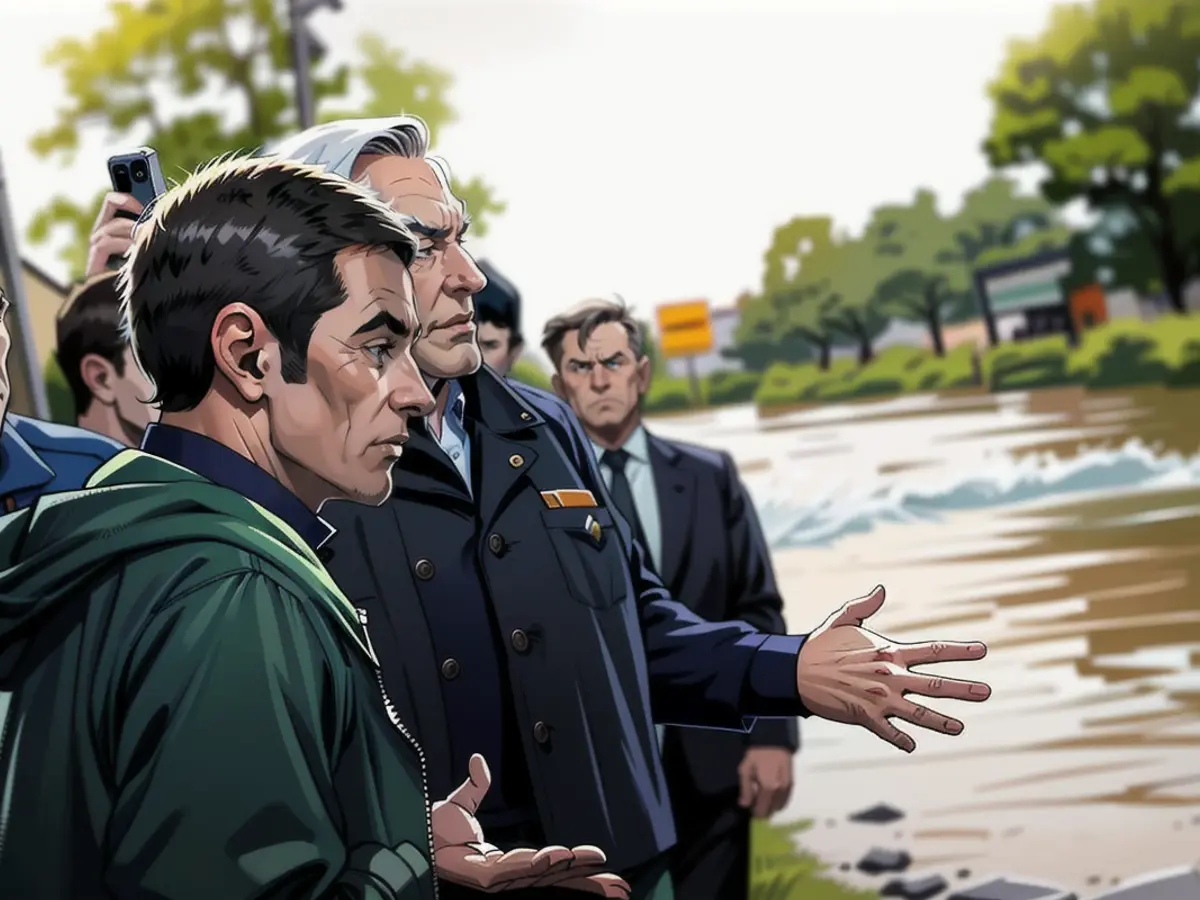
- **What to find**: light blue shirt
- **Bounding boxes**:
[590,425,662,571]
[431,380,472,494]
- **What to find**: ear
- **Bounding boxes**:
[79,353,119,406]
[211,302,275,405]
[635,355,652,396]
[551,373,566,400]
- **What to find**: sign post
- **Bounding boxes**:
[654,299,713,407]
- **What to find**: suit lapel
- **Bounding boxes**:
[648,433,694,587]
[390,429,474,507]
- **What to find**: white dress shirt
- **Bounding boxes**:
[430,380,472,495]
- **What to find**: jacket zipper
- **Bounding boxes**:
[358,608,438,900]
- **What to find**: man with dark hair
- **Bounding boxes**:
[274,117,994,900]
[474,259,524,376]
[0,286,121,512]
[55,271,157,447]
[0,155,626,900]
[543,297,795,900]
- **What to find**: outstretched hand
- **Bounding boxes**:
[795,586,992,753]
[432,754,631,896]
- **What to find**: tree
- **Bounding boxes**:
[864,179,1071,355]
[820,238,888,365]
[28,0,503,277]
[983,0,1200,312]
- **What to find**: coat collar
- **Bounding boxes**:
[0,420,55,499]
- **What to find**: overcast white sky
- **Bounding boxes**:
[0,0,1064,363]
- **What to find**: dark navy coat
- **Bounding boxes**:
[646,433,800,798]
[321,368,807,873]
[0,414,122,511]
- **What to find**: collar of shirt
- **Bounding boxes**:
[590,424,650,467]
[140,423,335,551]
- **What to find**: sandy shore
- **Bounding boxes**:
[772,488,1200,896]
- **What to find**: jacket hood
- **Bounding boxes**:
[0,450,371,685]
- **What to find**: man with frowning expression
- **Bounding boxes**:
[544,297,798,900]
[0,155,628,900]
[271,117,994,900]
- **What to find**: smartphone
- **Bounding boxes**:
[106,148,167,269]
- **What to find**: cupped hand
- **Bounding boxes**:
[432,753,630,897]
[795,586,992,753]
[85,192,143,277]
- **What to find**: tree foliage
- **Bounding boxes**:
[28,0,503,277]
[982,0,1200,310]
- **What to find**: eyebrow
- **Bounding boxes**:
[352,311,416,339]
[600,352,625,365]
[407,215,472,242]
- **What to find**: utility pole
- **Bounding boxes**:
[287,0,343,129]
[0,149,50,421]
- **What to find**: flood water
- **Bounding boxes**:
[648,386,1200,895]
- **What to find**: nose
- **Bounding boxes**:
[388,356,437,419]
[588,365,611,393]
[445,244,487,296]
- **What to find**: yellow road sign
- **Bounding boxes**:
[655,300,713,358]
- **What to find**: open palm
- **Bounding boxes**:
[432,754,630,897]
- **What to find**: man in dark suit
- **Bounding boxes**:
[543,297,797,900]
[273,115,994,900]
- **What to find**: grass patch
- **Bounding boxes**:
[750,819,877,900]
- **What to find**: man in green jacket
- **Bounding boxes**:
[0,156,626,900]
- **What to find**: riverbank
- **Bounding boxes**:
[642,315,1200,413]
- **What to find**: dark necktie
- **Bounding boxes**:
[600,448,650,554]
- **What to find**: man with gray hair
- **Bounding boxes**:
[265,117,995,900]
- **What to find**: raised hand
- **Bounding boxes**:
[85,192,144,277]
[432,753,631,896]
[795,585,992,752]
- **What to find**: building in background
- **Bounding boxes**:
[664,302,743,378]
[0,259,69,418]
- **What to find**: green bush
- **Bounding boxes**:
[750,820,877,900]
[644,376,694,413]
[43,355,75,426]
[508,357,553,392]
[740,315,1200,409]
[707,370,762,405]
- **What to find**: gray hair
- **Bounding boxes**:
[542,296,646,372]
[266,115,459,211]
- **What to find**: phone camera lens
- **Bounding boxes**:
[130,160,149,183]
[112,164,133,193]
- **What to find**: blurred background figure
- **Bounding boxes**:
[474,258,524,376]
[544,297,799,900]
[54,271,157,447]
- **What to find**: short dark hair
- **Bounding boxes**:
[475,259,522,348]
[120,154,419,413]
[541,296,645,372]
[55,272,128,417]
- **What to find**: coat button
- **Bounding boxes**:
[488,533,504,555]
[520,411,532,421]
[532,721,550,744]
[414,558,435,580]
[441,658,461,680]
[508,454,524,468]
[510,629,530,654]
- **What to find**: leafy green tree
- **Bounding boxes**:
[865,179,1070,355]
[28,0,502,277]
[820,238,888,365]
[726,293,814,371]
[983,0,1200,312]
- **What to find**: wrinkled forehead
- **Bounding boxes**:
[353,153,464,229]
[565,322,631,362]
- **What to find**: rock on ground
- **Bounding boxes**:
[1090,865,1200,900]
[857,847,912,875]
[948,876,1077,900]
[882,872,950,900]
[849,803,905,824]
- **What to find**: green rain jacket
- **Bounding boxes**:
[0,451,437,900]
